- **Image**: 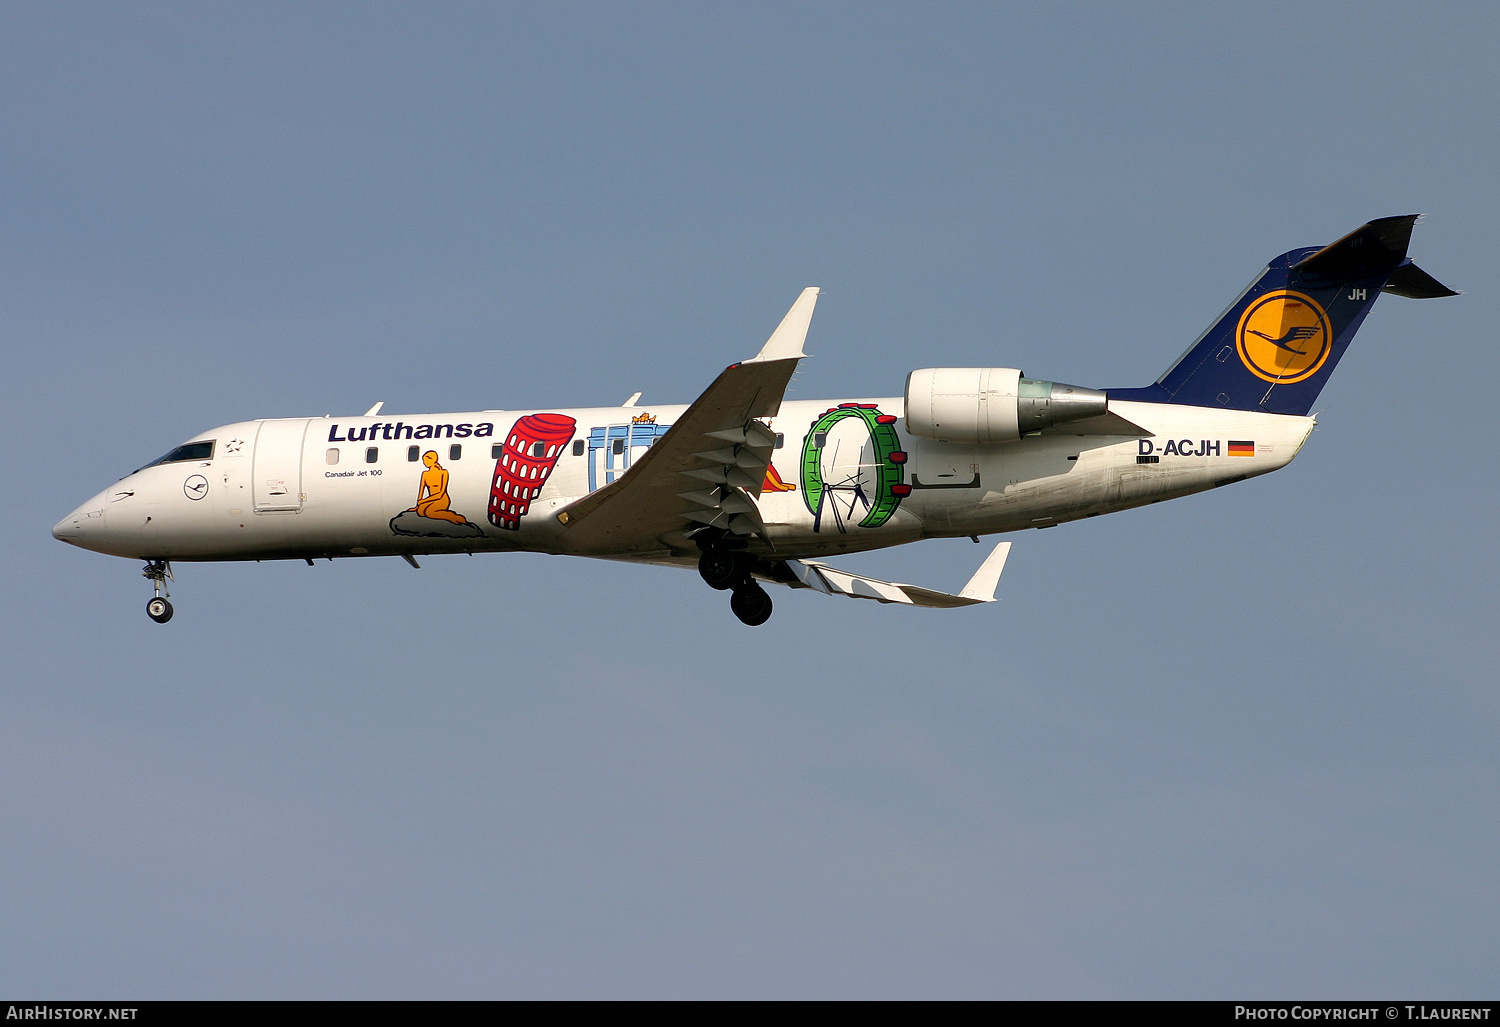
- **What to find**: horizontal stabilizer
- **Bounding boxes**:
[1292,214,1419,282]
[781,541,1011,609]
[1383,262,1460,299]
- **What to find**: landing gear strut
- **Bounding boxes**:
[697,541,774,625]
[143,560,174,623]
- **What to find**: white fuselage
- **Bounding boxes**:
[53,398,1314,567]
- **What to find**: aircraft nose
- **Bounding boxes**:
[53,497,105,544]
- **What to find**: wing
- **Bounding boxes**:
[552,288,819,555]
[776,541,1012,608]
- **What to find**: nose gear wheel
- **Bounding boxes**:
[142,560,174,624]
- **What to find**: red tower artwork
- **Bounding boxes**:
[489,413,578,530]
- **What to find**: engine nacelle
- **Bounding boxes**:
[903,367,1109,444]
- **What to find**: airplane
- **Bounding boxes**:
[53,215,1455,626]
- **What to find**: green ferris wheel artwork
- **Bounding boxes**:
[798,404,911,532]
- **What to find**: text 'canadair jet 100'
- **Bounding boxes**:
[54,216,1455,626]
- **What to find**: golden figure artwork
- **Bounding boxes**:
[410,451,467,523]
[389,451,485,538]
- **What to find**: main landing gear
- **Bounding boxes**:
[729,582,772,626]
[143,560,174,623]
[697,546,773,626]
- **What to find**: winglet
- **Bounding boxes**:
[958,542,1012,602]
[745,287,819,364]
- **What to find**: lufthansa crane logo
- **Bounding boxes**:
[183,474,209,501]
[1236,290,1331,385]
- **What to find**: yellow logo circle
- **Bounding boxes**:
[1236,290,1331,384]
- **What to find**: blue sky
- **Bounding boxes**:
[4,2,1497,998]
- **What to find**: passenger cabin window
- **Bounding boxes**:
[366,447,379,463]
[408,446,420,462]
[326,449,340,465]
[775,433,784,449]
[572,439,584,456]
[491,444,504,460]
[449,444,462,461]
[612,439,624,456]
[532,442,546,458]
[146,440,215,468]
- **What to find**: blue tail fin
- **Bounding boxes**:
[1109,215,1456,415]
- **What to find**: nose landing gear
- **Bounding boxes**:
[696,544,774,625]
[143,560,174,623]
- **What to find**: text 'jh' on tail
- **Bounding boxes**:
[1109,215,1457,416]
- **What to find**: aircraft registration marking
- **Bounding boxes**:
[1136,439,1260,459]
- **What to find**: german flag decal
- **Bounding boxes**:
[1228,440,1255,457]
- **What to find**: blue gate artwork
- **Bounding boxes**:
[587,414,671,492]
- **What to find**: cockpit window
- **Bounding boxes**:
[145,440,215,468]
